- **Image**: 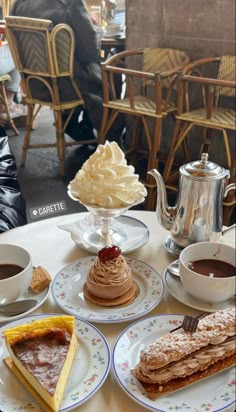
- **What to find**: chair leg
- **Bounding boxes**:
[21,104,34,167]
[54,110,65,176]
[0,82,19,136]
[164,122,193,183]
[222,129,232,169]
[99,107,109,144]
[199,128,213,156]
[163,119,182,181]
[99,108,118,144]
[145,117,162,211]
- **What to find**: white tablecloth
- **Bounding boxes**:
[0,211,235,412]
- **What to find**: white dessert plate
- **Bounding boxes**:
[0,286,49,324]
[112,314,236,412]
[163,268,235,312]
[57,214,150,254]
[51,256,163,324]
[0,313,110,412]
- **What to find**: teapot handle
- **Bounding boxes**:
[223,183,236,204]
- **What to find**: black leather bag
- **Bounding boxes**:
[0,131,27,232]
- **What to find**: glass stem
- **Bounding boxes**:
[101,217,112,237]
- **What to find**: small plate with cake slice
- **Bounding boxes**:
[51,249,164,324]
[0,313,111,412]
[112,310,236,412]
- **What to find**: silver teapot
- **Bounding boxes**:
[148,153,236,256]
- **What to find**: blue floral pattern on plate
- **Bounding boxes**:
[0,313,110,411]
[51,256,164,323]
[112,314,236,412]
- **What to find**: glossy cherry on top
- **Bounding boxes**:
[98,245,121,262]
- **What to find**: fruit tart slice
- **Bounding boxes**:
[3,315,78,412]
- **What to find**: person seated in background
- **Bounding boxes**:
[10,0,124,143]
[0,126,27,232]
[0,35,27,119]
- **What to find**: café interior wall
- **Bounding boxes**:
[125,0,236,168]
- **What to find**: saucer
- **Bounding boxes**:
[0,286,49,323]
[58,214,149,254]
[163,268,235,312]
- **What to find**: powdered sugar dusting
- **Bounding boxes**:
[139,308,235,369]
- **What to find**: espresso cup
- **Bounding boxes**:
[0,244,33,304]
[179,242,235,303]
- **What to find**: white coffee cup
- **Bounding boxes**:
[179,242,235,303]
[0,244,33,304]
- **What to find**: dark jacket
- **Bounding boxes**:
[11,0,102,92]
[0,132,27,232]
[11,0,103,130]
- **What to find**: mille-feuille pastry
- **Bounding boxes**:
[4,315,78,412]
[83,245,138,307]
[133,308,236,399]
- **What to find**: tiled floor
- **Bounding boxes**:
[7,108,95,223]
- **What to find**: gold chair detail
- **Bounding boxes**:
[0,0,14,18]
[163,55,236,190]
[5,16,97,176]
[99,47,189,209]
[0,73,19,135]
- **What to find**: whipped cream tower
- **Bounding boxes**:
[69,141,147,208]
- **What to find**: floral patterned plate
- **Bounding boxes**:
[112,314,236,412]
[51,257,164,324]
[0,313,111,411]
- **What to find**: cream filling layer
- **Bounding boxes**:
[139,308,236,369]
[86,255,133,299]
[135,340,235,384]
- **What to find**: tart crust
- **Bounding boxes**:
[4,315,78,412]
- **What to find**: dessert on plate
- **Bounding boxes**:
[133,307,236,399]
[3,315,78,412]
[68,140,147,208]
[83,245,138,306]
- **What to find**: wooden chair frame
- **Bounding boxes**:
[99,48,189,210]
[163,56,236,190]
[5,16,97,176]
[0,73,19,135]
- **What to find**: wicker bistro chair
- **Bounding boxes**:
[163,55,236,190]
[0,73,19,135]
[0,0,14,18]
[99,48,190,210]
[5,16,97,176]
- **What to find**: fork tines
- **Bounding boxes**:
[170,313,208,334]
[181,315,199,334]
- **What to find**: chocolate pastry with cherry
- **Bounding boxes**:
[83,245,138,307]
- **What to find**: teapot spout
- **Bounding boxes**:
[148,169,176,230]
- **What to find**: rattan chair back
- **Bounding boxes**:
[143,48,188,88]
[4,16,96,175]
[5,17,83,106]
[216,55,236,98]
[99,47,189,209]
[163,54,236,224]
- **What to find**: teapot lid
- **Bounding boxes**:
[181,153,229,179]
